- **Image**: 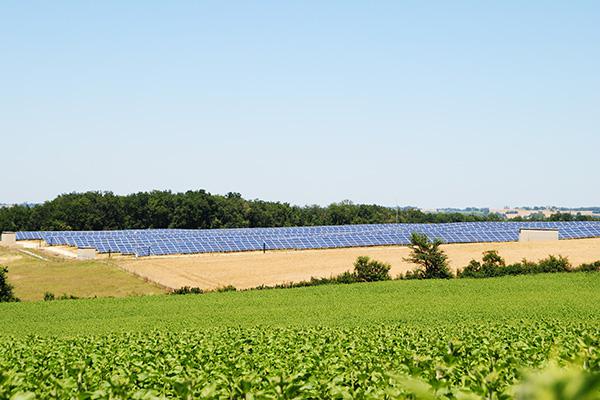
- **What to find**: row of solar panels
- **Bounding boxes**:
[16,221,581,231]
[16,227,600,245]
[15,221,600,257]
[16,222,600,240]
[17,221,600,239]
[20,232,521,256]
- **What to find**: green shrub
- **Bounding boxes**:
[241,257,390,290]
[574,261,600,272]
[335,270,359,284]
[458,253,572,278]
[58,294,79,300]
[457,260,483,278]
[404,233,453,279]
[458,250,507,278]
[536,255,571,273]
[353,256,391,282]
[215,285,236,292]
[44,292,79,301]
[506,257,571,276]
[0,266,19,302]
[172,286,204,295]
[402,270,422,280]
[482,250,505,266]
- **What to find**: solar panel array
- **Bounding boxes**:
[15,221,600,257]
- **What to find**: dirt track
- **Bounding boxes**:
[118,238,600,290]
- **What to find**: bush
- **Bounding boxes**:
[335,270,359,284]
[537,255,571,273]
[404,233,453,279]
[0,266,19,302]
[215,285,236,292]
[574,261,600,272]
[402,270,422,280]
[503,259,538,276]
[58,294,79,300]
[242,257,391,290]
[482,250,505,267]
[457,260,483,278]
[458,250,507,278]
[172,286,204,295]
[44,292,79,301]
[458,253,572,278]
[353,256,391,282]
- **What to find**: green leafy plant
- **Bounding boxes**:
[404,233,453,279]
[1,273,600,398]
[215,285,237,292]
[43,292,80,301]
[0,322,598,398]
[458,250,506,278]
[511,363,600,399]
[172,286,204,295]
[458,253,574,278]
[353,256,391,282]
[574,261,600,272]
[0,266,19,302]
[58,294,79,300]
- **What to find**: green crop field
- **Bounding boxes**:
[1,274,599,398]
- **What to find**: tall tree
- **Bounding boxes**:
[404,233,453,279]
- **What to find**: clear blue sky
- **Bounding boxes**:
[1,1,598,208]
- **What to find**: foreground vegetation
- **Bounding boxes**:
[0,274,599,398]
[2,323,598,399]
[1,273,598,336]
[3,190,596,232]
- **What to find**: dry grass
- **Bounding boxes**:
[118,238,600,290]
[1,246,165,301]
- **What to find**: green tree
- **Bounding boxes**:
[404,233,452,279]
[2,190,593,233]
[0,267,19,302]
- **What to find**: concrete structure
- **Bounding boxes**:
[77,247,97,260]
[0,232,16,247]
[519,229,559,242]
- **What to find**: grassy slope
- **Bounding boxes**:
[1,272,599,337]
[0,246,165,301]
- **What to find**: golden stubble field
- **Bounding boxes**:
[118,238,600,290]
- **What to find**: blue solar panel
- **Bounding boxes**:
[13,221,600,256]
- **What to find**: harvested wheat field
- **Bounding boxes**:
[118,238,600,290]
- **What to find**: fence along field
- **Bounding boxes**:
[0,274,599,398]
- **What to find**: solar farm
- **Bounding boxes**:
[15,221,600,257]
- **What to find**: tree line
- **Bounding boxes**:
[0,190,595,232]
